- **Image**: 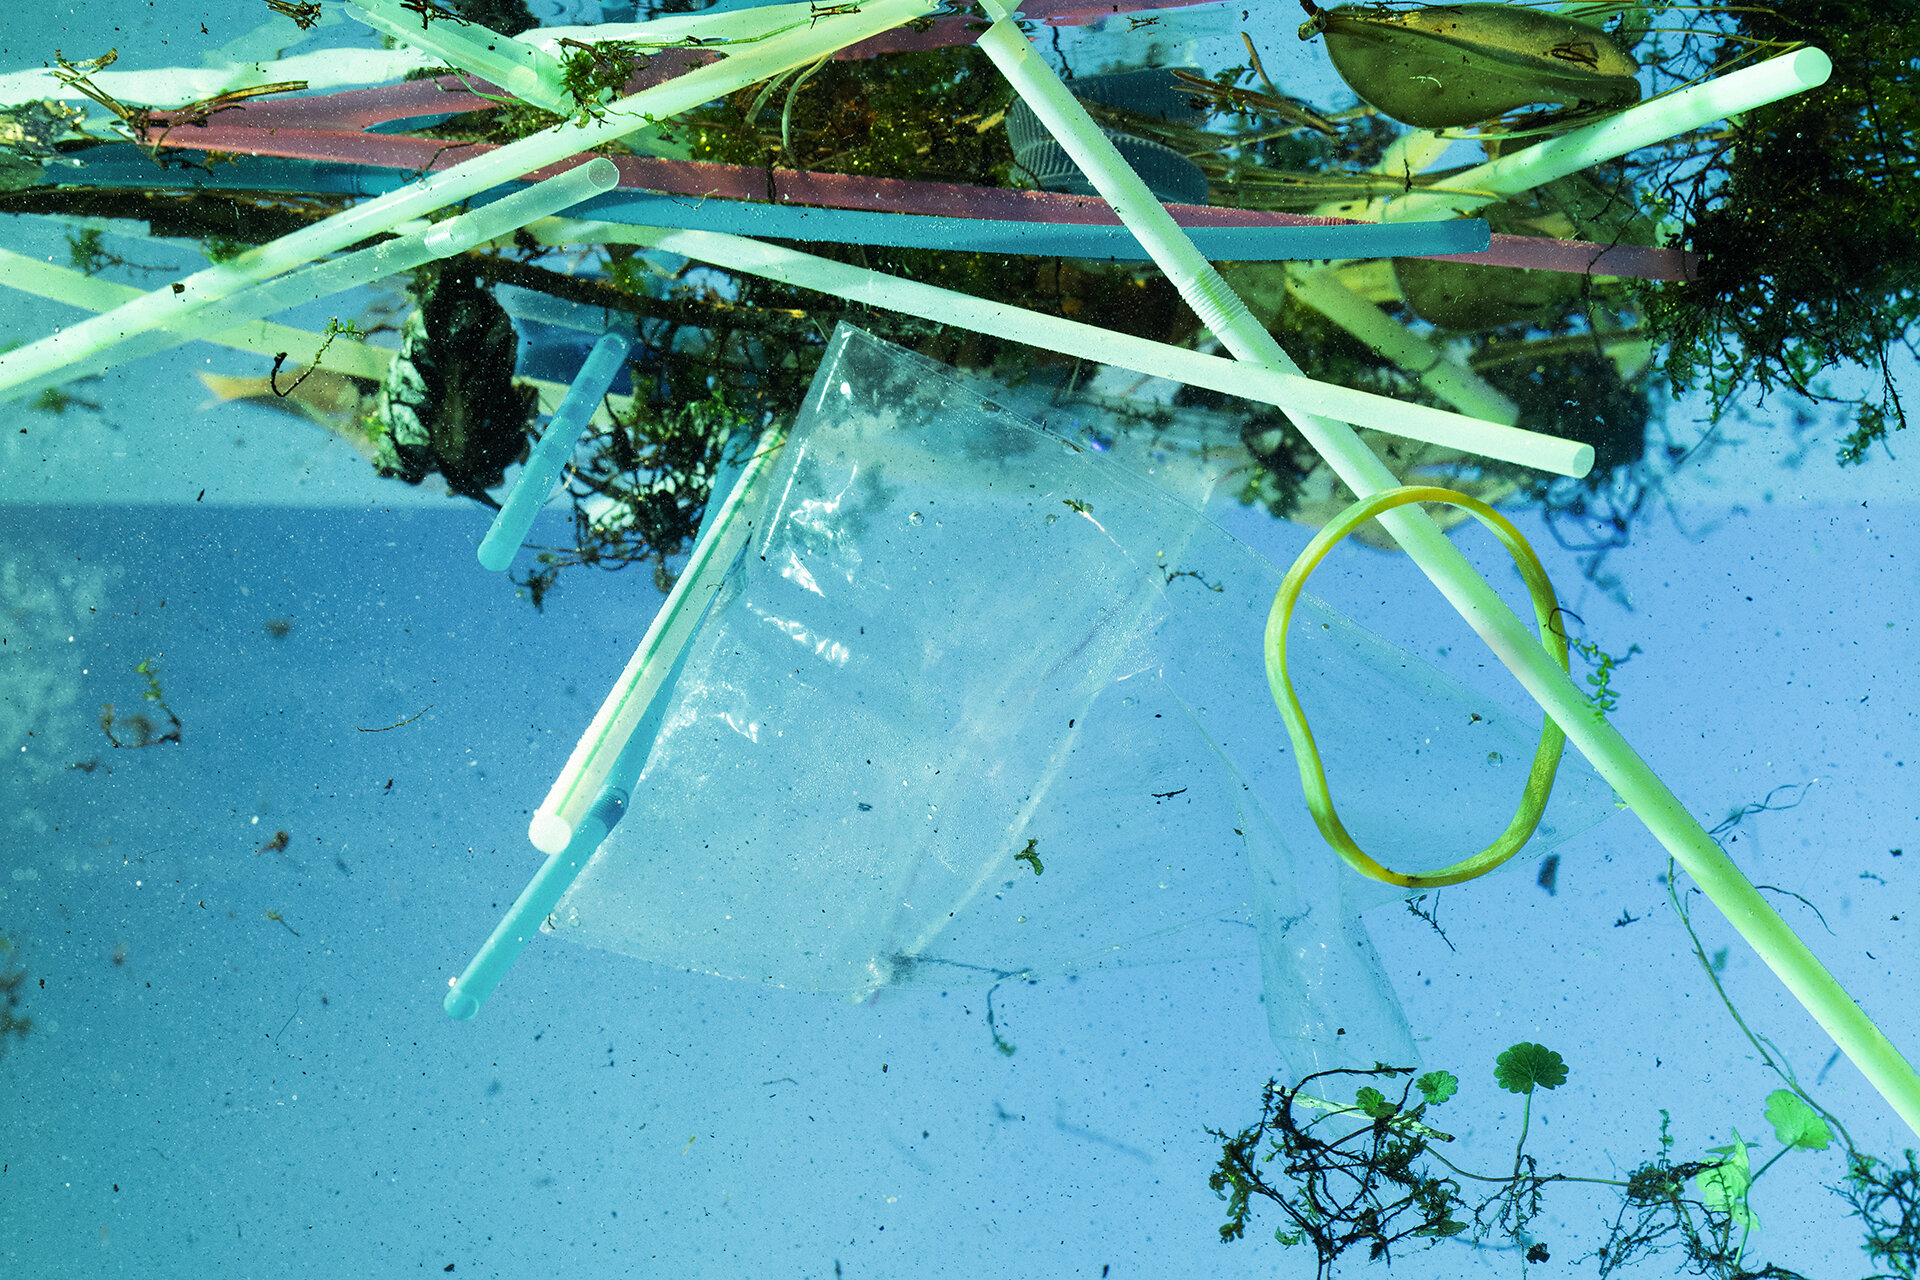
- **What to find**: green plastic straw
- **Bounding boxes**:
[539,218,1591,478]
[0,159,621,411]
[479,327,634,572]
[974,10,1920,1141]
[347,0,572,115]
[1285,265,1520,424]
[529,432,786,854]
[1381,48,1835,222]
[0,0,936,401]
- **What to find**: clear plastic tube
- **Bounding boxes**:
[347,0,572,115]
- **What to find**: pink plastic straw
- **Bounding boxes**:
[148,79,1697,281]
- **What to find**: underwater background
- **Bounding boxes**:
[3,0,1919,1277]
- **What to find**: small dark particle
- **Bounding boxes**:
[263,617,293,639]
[196,490,205,501]
[1537,853,1560,895]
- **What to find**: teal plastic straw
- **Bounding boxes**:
[444,785,629,1020]
[450,437,773,1014]
[479,327,634,571]
[0,0,935,400]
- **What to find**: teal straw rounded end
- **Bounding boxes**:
[444,985,481,1021]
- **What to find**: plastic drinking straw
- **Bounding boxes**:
[0,0,937,400]
[974,12,1920,1140]
[1380,48,1835,222]
[445,784,631,1020]
[1284,265,1521,423]
[0,47,439,108]
[448,428,771,1017]
[0,158,621,411]
[478,326,634,571]
[529,431,786,853]
[0,247,397,383]
[346,0,572,116]
[567,190,1493,261]
[536,217,1591,478]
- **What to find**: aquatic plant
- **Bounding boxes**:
[1209,812,1920,1278]
[1629,0,1920,464]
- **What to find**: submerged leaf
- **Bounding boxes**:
[1495,1042,1568,1093]
[1764,1090,1832,1151]
[1301,3,1641,129]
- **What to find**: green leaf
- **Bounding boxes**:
[1695,1129,1758,1231]
[1354,1086,1398,1120]
[1763,1090,1831,1151]
[1495,1043,1568,1094]
[1415,1070,1459,1106]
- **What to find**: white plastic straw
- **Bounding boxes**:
[538,218,1592,478]
[0,0,936,401]
[975,10,1920,1140]
[1382,48,1835,221]
[347,0,572,115]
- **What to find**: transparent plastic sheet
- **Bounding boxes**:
[547,327,1619,1078]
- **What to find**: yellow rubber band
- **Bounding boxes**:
[1266,486,1571,888]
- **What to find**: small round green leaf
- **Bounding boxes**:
[1495,1043,1568,1094]
[1416,1070,1459,1106]
[1764,1090,1832,1151]
[1354,1086,1398,1119]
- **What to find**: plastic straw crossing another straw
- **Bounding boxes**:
[973,10,1920,1142]
[0,159,621,411]
[528,433,788,854]
[0,0,938,401]
[535,217,1591,478]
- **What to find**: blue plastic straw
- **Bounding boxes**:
[478,327,634,572]
[571,192,1492,261]
[443,786,629,1020]
[46,147,1491,262]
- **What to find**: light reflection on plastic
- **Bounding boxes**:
[778,549,823,597]
[720,713,761,743]
[761,614,851,667]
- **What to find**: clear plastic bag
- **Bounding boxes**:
[547,326,1617,1077]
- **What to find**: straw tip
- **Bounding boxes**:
[529,809,573,855]
[1791,47,1834,89]
[444,986,481,1020]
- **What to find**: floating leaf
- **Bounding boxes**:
[1300,2,1641,129]
[1355,1085,1399,1119]
[1416,1070,1459,1106]
[1495,1043,1568,1094]
[1764,1090,1832,1152]
[1695,1129,1758,1231]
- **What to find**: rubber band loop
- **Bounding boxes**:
[1266,485,1571,888]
